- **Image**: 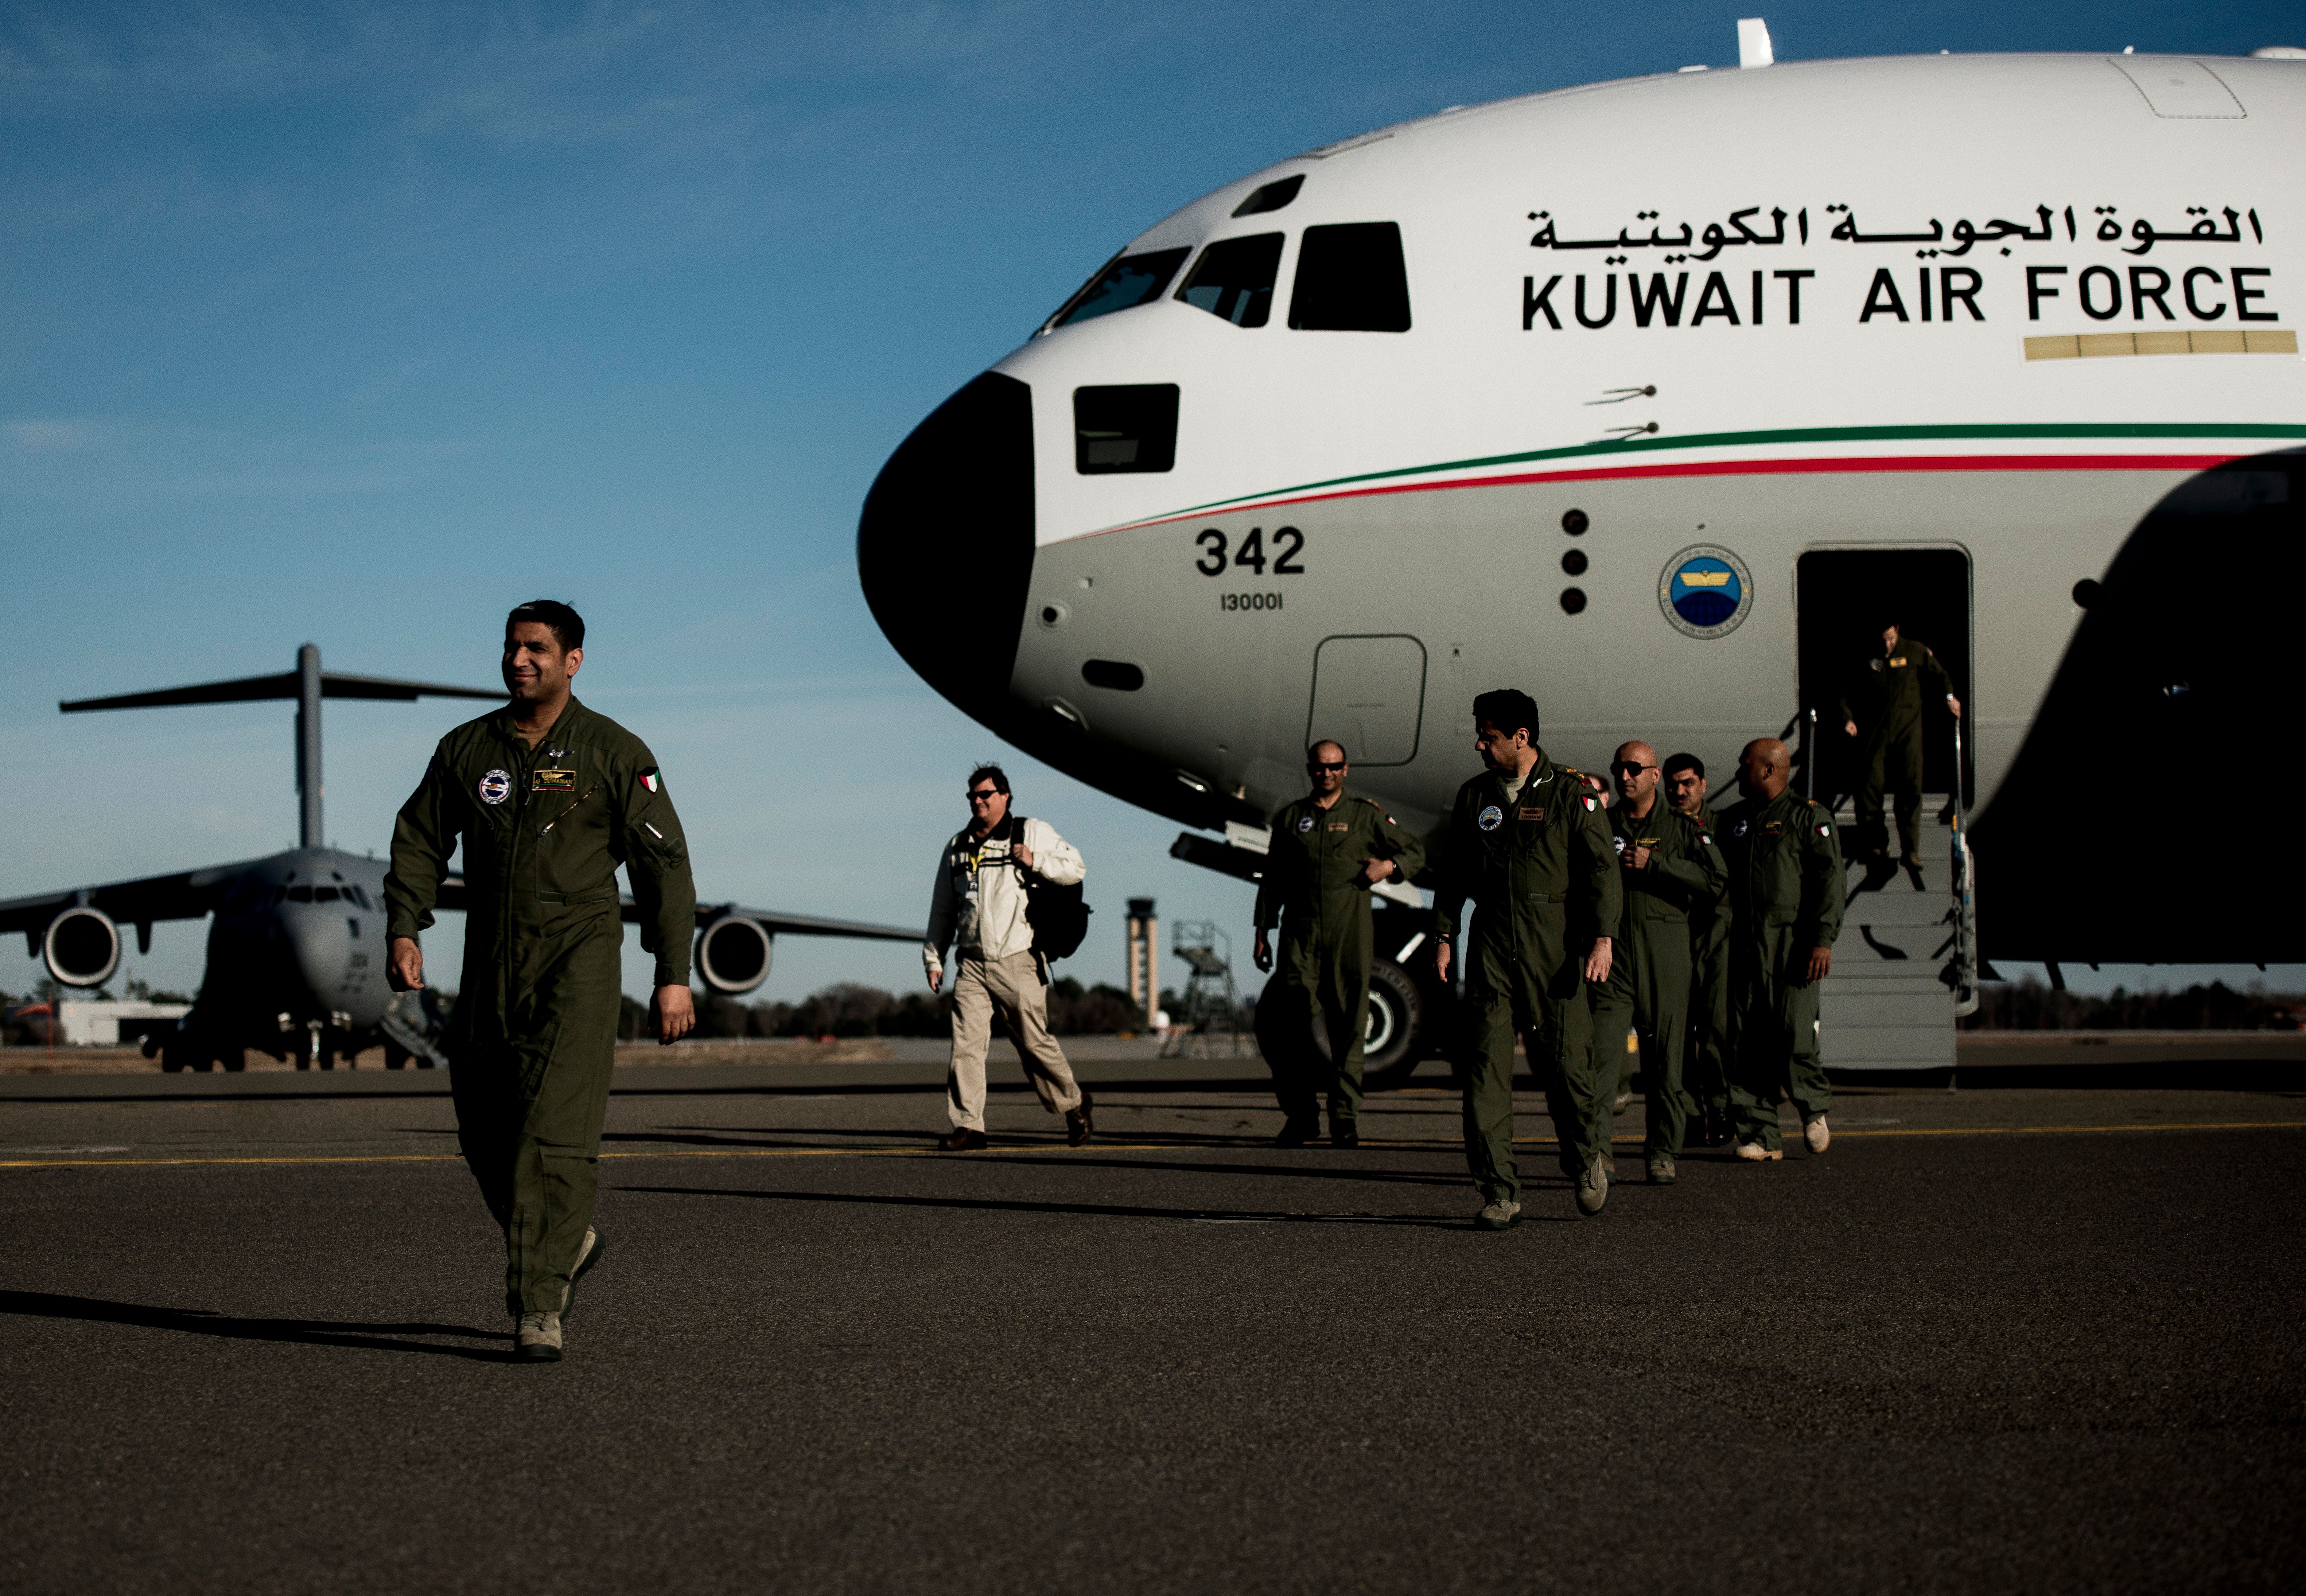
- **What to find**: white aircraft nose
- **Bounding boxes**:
[858,372,1036,719]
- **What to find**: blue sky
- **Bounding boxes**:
[4,0,2300,1008]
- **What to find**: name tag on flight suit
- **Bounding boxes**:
[1518,807,1544,821]
[532,768,576,793]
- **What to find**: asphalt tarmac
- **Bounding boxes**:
[3,1067,2301,1593]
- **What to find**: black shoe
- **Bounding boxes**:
[1272,1117,1320,1148]
[562,1226,605,1319]
[939,1128,989,1151]
[1330,1121,1360,1149]
[1066,1090,1096,1147]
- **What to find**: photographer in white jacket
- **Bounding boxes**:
[924,764,1094,1150]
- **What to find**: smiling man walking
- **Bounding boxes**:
[385,600,696,1363]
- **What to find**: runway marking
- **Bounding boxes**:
[4,1119,2305,1168]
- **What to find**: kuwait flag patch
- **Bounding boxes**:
[638,767,662,794]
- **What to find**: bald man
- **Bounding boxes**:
[1587,741,1724,1183]
[1715,739,1846,1160]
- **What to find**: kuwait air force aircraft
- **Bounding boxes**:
[861,36,2306,1062]
[0,647,919,1070]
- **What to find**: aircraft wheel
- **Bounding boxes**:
[222,1051,246,1073]
[383,1040,410,1070]
[160,1049,188,1074]
[1310,957,1425,1089]
[191,1054,216,1073]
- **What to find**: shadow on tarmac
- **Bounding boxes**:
[613,1184,1514,1228]
[0,1291,510,1362]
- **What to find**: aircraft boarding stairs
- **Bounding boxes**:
[1817,792,1978,1075]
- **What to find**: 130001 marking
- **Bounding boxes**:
[1195,526,1305,577]
[1222,592,1283,612]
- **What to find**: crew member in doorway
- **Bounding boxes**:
[1432,689,1620,1228]
[386,600,698,1364]
[1839,618,1961,867]
[1252,740,1426,1148]
[1717,739,1845,1163]
[1663,752,1733,1148]
[1589,742,1724,1185]
[923,765,1094,1152]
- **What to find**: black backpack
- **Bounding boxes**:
[1010,815,1092,961]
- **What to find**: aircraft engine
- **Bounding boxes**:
[695,913,773,995]
[44,906,123,989]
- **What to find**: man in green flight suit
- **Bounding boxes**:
[1432,689,1621,1228]
[1253,739,1426,1149]
[1662,752,1733,1149]
[1587,741,1725,1185]
[1838,618,1962,867]
[386,600,697,1362]
[1716,738,1844,1163]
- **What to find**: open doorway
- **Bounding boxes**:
[1795,548,1972,812]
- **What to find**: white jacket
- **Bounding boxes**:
[923,815,1086,972]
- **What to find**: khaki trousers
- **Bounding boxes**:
[946,950,1084,1130]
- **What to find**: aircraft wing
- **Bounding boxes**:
[0,857,268,950]
[432,876,922,942]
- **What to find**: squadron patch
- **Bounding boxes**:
[1730,819,1750,838]
[1297,814,1316,834]
[533,768,575,793]
[638,767,662,794]
[1477,805,1504,833]
[478,769,512,805]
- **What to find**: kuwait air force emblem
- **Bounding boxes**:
[478,768,512,805]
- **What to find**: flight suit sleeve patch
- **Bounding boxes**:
[638,766,663,794]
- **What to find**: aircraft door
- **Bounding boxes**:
[1306,635,1427,766]
[1794,549,1972,811]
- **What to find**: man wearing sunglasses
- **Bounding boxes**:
[1663,753,1734,1149]
[923,764,1093,1152]
[1588,741,1724,1186]
[1432,689,1621,1228]
[1252,740,1426,1148]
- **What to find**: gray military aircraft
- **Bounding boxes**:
[0,644,921,1071]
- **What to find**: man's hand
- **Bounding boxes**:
[387,936,424,992]
[1012,841,1036,872]
[1624,843,1652,871]
[1433,939,1452,985]
[1947,696,1963,718]
[1804,946,1833,984]
[652,984,696,1046]
[1360,857,1396,885]
[926,966,944,998]
[1583,937,1613,985]
[1844,720,1859,737]
[1253,931,1272,973]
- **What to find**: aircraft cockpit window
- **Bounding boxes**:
[1288,222,1412,332]
[1174,233,1283,328]
[346,885,372,909]
[286,885,314,902]
[1047,247,1192,331]
[1074,385,1180,475]
[271,885,287,905]
[314,887,341,902]
[1230,175,1304,218]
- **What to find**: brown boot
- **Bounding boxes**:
[1066,1090,1096,1147]
[939,1127,988,1151]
